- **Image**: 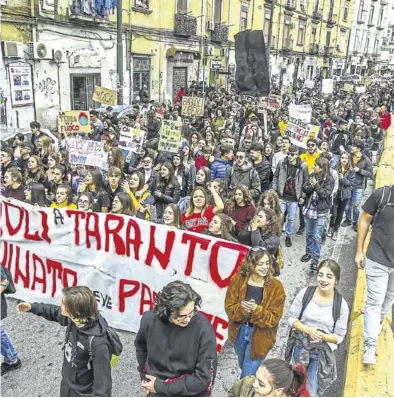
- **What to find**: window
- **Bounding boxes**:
[326,30,331,47]
[314,0,320,12]
[135,0,149,9]
[368,5,374,25]
[133,57,151,100]
[339,31,345,51]
[374,39,379,54]
[358,1,364,20]
[263,9,271,42]
[311,27,317,43]
[177,0,187,13]
[240,3,249,31]
[391,30,394,42]
[297,21,306,45]
[378,9,383,27]
[214,0,222,23]
[283,21,290,47]
[343,3,349,21]
[364,37,369,53]
[354,29,360,50]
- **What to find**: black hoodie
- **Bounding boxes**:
[30,303,112,396]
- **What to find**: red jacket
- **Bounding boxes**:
[379,111,391,130]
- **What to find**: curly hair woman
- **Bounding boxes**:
[225,248,285,379]
[258,189,284,231]
[204,213,238,242]
[134,281,218,397]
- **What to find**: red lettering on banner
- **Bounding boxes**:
[66,210,86,245]
[104,214,125,255]
[14,245,30,288]
[119,279,140,312]
[181,234,210,276]
[63,268,78,288]
[24,208,41,241]
[1,240,8,267]
[140,283,156,315]
[86,212,101,250]
[209,241,248,288]
[32,253,47,294]
[47,259,63,297]
[200,310,229,352]
[125,219,142,260]
[7,241,14,270]
[3,201,24,236]
[145,226,175,270]
[38,210,51,243]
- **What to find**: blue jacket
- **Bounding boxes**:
[210,158,231,180]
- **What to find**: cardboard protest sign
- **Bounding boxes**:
[58,111,91,134]
[355,86,366,94]
[158,120,182,152]
[285,117,312,148]
[0,197,249,351]
[304,80,315,89]
[259,94,282,111]
[322,79,334,94]
[344,84,354,93]
[119,127,145,154]
[289,104,312,123]
[92,86,116,106]
[66,138,105,167]
[309,125,320,139]
[181,96,205,117]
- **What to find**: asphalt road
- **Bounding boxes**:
[2,184,381,397]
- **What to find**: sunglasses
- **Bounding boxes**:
[308,144,316,147]
[288,152,298,157]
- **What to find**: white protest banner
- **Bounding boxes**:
[66,138,105,167]
[355,86,366,94]
[304,80,315,89]
[58,111,91,134]
[339,74,361,83]
[158,120,182,152]
[0,197,249,352]
[322,79,334,94]
[181,96,205,117]
[285,117,311,148]
[289,103,312,123]
[119,127,145,154]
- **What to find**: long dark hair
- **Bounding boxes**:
[314,157,331,183]
[209,213,237,242]
[157,162,175,189]
[254,206,280,236]
[88,168,107,193]
[261,359,310,397]
[113,192,136,216]
[28,182,49,207]
[240,248,274,286]
[155,281,201,322]
[225,185,254,213]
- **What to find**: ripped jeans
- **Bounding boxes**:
[345,188,364,224]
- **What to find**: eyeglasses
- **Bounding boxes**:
[308,144,316,148]
[78,199,89,205]
[173,307,199,322]
[288,152,298,157]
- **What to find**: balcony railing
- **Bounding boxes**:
[211,23,229,42]
[327,12,336,25]
[377,25,384,30]
[69,0,109,20]
[312,10,322,20]
[174,14,197,37]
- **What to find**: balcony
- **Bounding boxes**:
[327,13,336,26]
[367,22,375,27]
[285,0,296,11]
[211,23,229,43]
[69,0,109,21]
[174,14,197,37]
[312,10,322,20]
[377,25,384,30]
[309,43,318,54]
[282,38,294,50]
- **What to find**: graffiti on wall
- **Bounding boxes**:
[35,77,57,103]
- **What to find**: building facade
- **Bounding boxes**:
[346,0,391,75]
[378,3,394,72]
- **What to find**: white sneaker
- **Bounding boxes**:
[363,346,377,365]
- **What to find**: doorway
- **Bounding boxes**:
[173,67,187,101]
[70,74,101,110]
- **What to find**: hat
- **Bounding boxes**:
[181,139,190,149]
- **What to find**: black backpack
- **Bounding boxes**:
[298,286,342,333]
[1,265,16,294]
[372,185,394,228]
[88,328,123,369]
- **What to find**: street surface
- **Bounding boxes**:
[2,184,384,397]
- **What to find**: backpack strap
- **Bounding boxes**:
[299,286,317,321]
[87,336,95,370]
[372,186,391,227]
[332,290,343,332]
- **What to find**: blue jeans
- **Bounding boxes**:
[364,257,394,348]
[280,199,298,237]
[305,214,327,262]
[292,346,319,396]
[345,188,364,223]
[1,329,18,364]
[234,324,264,378]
